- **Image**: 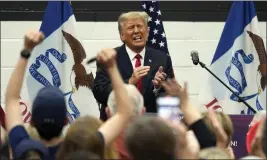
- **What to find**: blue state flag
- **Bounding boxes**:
[24,1,99,124]
[198,1,266,115]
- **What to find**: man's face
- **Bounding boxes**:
[120,18,149,52]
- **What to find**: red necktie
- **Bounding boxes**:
[135,54,142,92]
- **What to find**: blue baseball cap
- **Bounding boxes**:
[31,86,67,131]
[14,139,49,159]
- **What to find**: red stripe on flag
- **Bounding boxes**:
[205,98,218,109]
[205,98,223,111]
[21,102,28,115]
[20,101,32,123]
[213,105,222,110]
[0,101,32,129]
[24,112,31,123]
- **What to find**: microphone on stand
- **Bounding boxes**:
[190,50,199,65]
[191,50,256,113]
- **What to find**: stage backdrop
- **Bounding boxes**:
[230,115,253,159]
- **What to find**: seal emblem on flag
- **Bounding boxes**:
[62,30,94,91]
[247,31,267,91]
[25,1,100,125]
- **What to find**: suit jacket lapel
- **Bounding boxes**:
[117,44,133,79]
[142,48,153,95]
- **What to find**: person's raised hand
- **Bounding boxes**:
[24,31,45,52]
[96,48,117,70]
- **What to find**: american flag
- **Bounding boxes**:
[141,1,169,55]
[141,1,175,77]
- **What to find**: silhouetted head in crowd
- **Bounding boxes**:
[30,87,67,141]
[64,150,101,160]
[56,116,105,160]
[125,116,177,160]
[13,139,49,160]
[106,84,145,118]
[202,111,233,146]
[198,147,230,159]
[0,143,9,159]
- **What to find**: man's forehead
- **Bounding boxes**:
[124,18,145,24]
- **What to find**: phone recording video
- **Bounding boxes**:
[157,96,181,123]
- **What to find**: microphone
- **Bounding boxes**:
[86,57,97,64]
[190,50,199,65]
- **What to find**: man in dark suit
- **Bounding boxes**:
[92,11,174,121]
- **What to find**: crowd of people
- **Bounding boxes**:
[0,11,267,160]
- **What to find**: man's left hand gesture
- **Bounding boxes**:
[152,66,167,89]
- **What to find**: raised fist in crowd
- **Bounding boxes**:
[96,48,117,69]
[24,31,45,51]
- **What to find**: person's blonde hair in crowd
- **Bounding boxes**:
[125,116,177,160]
[22,150,43,160]
[106,84,145,159]
[202,111,234,146]
[24,123,41,141]
[198,147,231,159]
[56,116,118,160]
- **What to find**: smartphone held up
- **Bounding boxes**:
[157,96,183,123]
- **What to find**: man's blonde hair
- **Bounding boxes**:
[118,11,149,34]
